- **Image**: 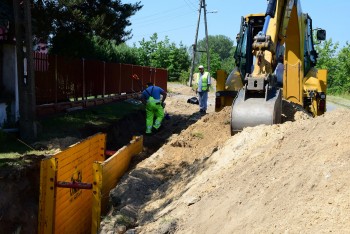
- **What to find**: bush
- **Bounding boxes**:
[179,70,190,85]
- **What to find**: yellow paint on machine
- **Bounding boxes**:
[215,70,231,111]
[91,136,143,233]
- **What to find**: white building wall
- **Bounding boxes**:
[1,44,19,125]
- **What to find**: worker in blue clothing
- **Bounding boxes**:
[141,82,167,135]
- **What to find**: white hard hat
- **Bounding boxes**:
[198,65,204,69]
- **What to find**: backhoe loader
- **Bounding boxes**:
[215,0,327,134]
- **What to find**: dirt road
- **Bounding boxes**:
[100,83,350,233]
[327,95,350,111]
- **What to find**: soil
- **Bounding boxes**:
[0,154,44,233]
[1,83,350,233]
[99,83,350,233]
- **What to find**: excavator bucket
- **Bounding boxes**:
[230,86,282,135]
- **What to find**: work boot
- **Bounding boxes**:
[153,125,163,133]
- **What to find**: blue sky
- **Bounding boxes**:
[124,0,348,49]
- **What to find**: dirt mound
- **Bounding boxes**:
[3,82,348,233]
[172,108,350,233]
[103,106,233,233]
[100,84,350,233]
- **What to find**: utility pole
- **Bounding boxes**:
[203,0,210,72]
[189,0,202,87]
[189,0,210,87]
[13,0,37,141]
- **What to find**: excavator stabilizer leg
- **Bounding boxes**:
[230,87,282,135]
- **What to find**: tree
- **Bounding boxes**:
[167,42,191,81]
[31,0,142,54]
[137,34,158,67]
[220,48,236,74]
[197,35,234,61]
[112,43,139,64]
[334,42,350,94]
[199,50,221,78]
[315,39,350,95]
[196,35,235,75]
[136,33,190,81]
[315,39,340,93]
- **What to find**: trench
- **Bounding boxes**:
[0,155,43,233]
[0,108,200,233]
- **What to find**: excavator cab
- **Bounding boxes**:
[229,13,282,135]
[215,15,265,113]
[216,0,327,135]
[234,15,265,80]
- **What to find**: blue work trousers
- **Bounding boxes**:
[198,91,208,112]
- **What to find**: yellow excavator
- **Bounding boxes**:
[215,0,327,134]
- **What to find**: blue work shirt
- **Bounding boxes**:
[142,85,164,101]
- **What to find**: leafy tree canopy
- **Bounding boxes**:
[316,39,350,95]
[32,0,142,44]
[193,35,236,76]
[136,33,191,81]
[197,35,234,61]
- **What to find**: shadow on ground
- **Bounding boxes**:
[0,104,203,233]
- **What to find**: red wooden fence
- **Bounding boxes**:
[34,53,168,105]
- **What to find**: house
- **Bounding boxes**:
[0,1,19,127]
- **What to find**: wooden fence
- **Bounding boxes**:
[34,53,168,105]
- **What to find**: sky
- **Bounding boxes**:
[123,0,348,49]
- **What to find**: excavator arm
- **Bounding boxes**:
[216,0,327,134]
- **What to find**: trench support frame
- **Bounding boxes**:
[38,133,143,234]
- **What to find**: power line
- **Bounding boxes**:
[130,10,196,27]
[131,4,190,22]
[183,0,197,11]
[126,2,208,46]
[130,24,196,42]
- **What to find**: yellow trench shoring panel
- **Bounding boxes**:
[38,133,106,234]
[38,134,143,234]
[38,157,57,233]
[91,136,143,233]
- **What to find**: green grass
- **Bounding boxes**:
[338,93,350,99]
[0,130,38,166]
[191,132,204,139]
[0,131,32,154]
[38,101,144,140]
[0,100,144,161]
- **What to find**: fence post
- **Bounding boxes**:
[55,55,57,104]
[103,61,106,98]
[82,58,86,106]
[131,65,134,92]
[119,63,121,94]
[154,68,157,86]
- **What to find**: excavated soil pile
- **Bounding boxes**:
[1,83,349,233]
[100,83,350,233]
